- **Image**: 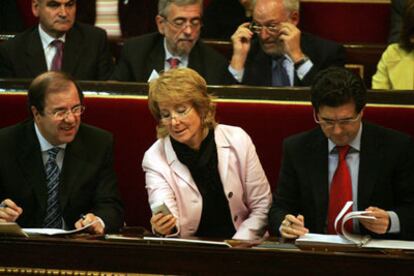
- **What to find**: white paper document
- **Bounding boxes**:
[143,236,232,247]
[23,220,99,236]
[296,201,414,250]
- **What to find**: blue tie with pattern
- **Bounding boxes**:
[44,147,63,228]
[272,57,290,86]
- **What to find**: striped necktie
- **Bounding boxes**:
[43,147,63,228]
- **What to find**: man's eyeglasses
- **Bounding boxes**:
[47,105,85,120]
[162,17,202,30]
[314,113,361,129]
[249,22,280,34]
[160,106,193,124]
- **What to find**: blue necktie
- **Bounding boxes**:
[272,57,290,86]
[44,147,63,228]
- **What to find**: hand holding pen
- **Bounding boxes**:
[74,213,105,235]
[0,199,23,223]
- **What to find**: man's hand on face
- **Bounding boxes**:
[277,22,305,62]
[230,22,254,70]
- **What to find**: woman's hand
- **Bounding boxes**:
[150,213,177,236]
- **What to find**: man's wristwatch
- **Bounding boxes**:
[294,56,309,70]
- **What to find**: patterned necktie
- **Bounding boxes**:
[44,147,63,228]
[272,57,290,86]
[167,57,180,69]
[327,145,353,234]
[51,40,64,71]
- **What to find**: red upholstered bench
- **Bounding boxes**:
[1,93,414,229]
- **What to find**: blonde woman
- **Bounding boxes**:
[142,68,272,240]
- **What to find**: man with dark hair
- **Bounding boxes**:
[269,67,414,240]
[0,0,114,80]
[111,0,232,85]
[0,71,124,234]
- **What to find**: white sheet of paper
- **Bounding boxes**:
[23,220,98,236]
[147,69,159,82]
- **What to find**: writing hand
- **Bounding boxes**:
[74,213,105,235]
[0,199,23,223]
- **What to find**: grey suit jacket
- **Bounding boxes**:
[111,32,233,85]
[269,122,414,240]
[0,120,124,232]
[0,23,114,80]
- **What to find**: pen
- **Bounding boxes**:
[80,214,86,220]
[0,202,7,208]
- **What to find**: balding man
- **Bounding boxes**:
[229,0,345,86]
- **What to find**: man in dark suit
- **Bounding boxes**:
[111,0,232,85]
[269,67,414,240]
[0,0,114,80]
[229,0,345,86]
[0,71,124,234]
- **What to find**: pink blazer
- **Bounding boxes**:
[142,124,272,240]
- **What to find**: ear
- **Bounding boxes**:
[289,10,300,26]
[31,106,40,121]
[156,15,165,35]
[32,0,40,18]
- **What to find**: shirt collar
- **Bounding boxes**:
[34,122,67,152]
[328,122,362,153]
[163,38,189,65]
[38,24,66,51]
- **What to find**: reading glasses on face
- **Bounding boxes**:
[47,105,85,120]
[314,113,361,128]
[162,17,202,30]
[249,22,281,34]
[160,106,193,124]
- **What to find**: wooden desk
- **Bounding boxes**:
[1,237,414,275]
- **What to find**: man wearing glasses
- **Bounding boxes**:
[112,0,232,84]
[269,67,414,241]
[0,71,124,234]
[229,0,345,86]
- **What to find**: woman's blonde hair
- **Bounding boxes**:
[148,68,217,138]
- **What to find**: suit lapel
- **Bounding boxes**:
[188,42,205,76]
[357,123,381,210]
[62,25,82,75]
[215,128,230,187]
[147,38,165,77]
[307,129,330,229]
[25,28,48,76]
[164,137,199,193]
[246,42,272,85]
[59,128,87,211]
[17,121,48,214]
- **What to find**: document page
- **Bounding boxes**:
[23,220,98,236]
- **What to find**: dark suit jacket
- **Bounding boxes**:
[0,22,114,80]
[269,122,414,240]
[111,32,233,85]
[76,0,157,38]
[0,120,124,232]
[242,32,346,86]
